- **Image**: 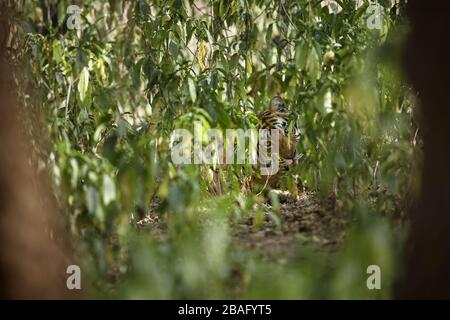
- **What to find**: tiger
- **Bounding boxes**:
[206,96,301,193]
[253,96,301,187]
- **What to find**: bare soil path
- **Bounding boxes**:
[232,191,347,259]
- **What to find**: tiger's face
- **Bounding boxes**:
[269,96,288,113]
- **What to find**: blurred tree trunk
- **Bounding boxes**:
[0,6,74,299]
[396,0,450,299]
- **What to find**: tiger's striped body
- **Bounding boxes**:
[253,96,301,186]
[207,96,301,194]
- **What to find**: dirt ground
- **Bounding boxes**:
[136,191,348,259]
[232,191,347,258]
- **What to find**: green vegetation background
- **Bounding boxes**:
[13,0,418,298]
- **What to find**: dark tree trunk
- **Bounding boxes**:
[396,0,450,299]
[0,6,74,299]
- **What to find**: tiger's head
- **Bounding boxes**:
[269,96,288,113]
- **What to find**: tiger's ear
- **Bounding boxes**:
[274,92,284,100]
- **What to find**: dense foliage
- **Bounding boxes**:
[12,0,418,298]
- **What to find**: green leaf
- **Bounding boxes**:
[266,23,273,45]
[188,78,197,102]
[52,40,63,64]
[169,40,178,59]
[295,40,309,71]
[69,158,79,188]
[85,186,97,214]
[103,174,116,205]
[306,46,321,86]
[85,185,103,222]
[78,67,90,103]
